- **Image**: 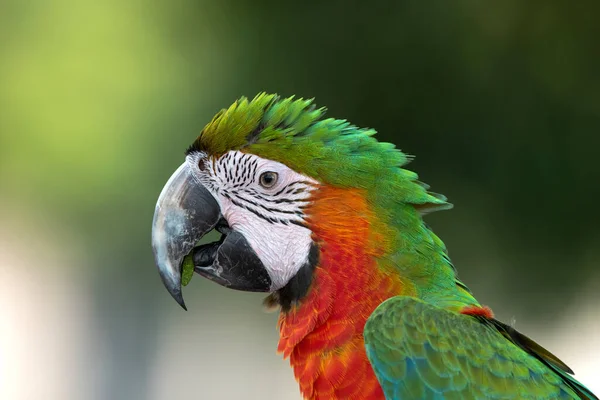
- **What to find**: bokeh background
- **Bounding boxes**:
[1,1,599,399]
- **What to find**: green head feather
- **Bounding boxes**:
[189,92,450,213]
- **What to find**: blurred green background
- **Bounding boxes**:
[1,1,598,399]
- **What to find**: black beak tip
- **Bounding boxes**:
[170,287,188,311]
[177,298,188,311]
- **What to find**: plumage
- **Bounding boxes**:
[168,93,596,399]
[364,297,596,399]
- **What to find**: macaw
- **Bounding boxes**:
[151,93,597,400]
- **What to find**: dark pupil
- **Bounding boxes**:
[263,173,274,184]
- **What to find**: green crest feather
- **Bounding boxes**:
[189,92,451,214]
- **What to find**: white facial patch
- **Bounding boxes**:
[186,151,319,291]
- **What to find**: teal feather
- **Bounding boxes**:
[364,296,597,399]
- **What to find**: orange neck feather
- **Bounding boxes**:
[277,185,404,400]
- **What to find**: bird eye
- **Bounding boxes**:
[259,171,278,188]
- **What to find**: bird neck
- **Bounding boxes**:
[277,185,403,399]
[275,184,481,398]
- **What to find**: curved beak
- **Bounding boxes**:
[151,162,221,309]
[151,160,273,310]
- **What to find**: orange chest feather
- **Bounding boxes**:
[277,186,403,400]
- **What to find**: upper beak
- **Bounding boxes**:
[151,162,221,309]
[151,160,273,310]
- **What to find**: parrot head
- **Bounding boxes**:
[151,93,449,309]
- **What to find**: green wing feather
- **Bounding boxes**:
[364,296,597,400]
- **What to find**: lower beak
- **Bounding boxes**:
[151,161,272,310]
